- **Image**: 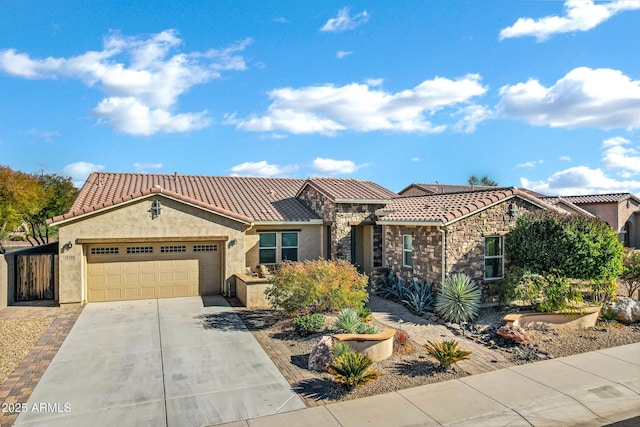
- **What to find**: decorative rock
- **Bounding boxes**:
[497,324,531,345]
[610,297,640,324]
[308,336,334,372]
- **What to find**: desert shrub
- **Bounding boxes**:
[435,273,481,323]
[402,277,435,315]
[424,340,472,371]
[357,307,373,323]
[589,280,617,305]
[328,352,380,388]
[509,268,582,313]
[333,341,352,358]
[355,323,378,334]
[265,259,368,316]
[601,306,618,322]
[292,313,325,337]
[334,307,363,333]
[620,249,640,299]
[376,271,435,315]
[507,211,624,283]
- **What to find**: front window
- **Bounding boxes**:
[403,235,413,267]
[484,236,504,279]
[259,233,277,264]
[281,232,299,261]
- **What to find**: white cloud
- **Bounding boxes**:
[411,157,421,162]
[274,17,288,24]
[452,104,492,133]
[516,161,536,169]
[601,136,630,148]
[336,50,352,59]
[312,157,366,175]
[62,161,105,187]
[521,166,640,196]
[320,7,369,32]
[232,75,488,135]
[560,155,572,161]
[500,0,640,41]
[228,161,298,177]
[365,78,383,87]
[601,137,640,174]
[26,128,60,143]
[0,30,250,135]
[133,162,163,172]
[498,67,640,130]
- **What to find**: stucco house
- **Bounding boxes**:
[44,173,572,306]
[557,194,640,249]
[47,173,396,305]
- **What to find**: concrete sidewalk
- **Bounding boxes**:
[219,342,640,427]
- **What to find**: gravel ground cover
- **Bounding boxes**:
[0,317,53,387]
[236,304,640,404]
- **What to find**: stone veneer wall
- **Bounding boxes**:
[335,204,385,262]
[297,185,385,263]
[385,198,543,301]
[373,225,383,267]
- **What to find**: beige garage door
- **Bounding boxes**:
[86,242,221,302]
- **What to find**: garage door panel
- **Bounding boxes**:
[87,242,222,302]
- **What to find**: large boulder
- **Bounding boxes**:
[610,297,640,324]
[308,335,334,372]
[497,324,531,345]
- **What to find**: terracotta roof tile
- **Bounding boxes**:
[399,183,497,195]
[52,173,322,224]
[298,177,397,202]
[379,187,558,225]
[559,193,640,205]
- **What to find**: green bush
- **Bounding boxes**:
[424,340,472,371]
[507,211,624,283]
[292,313,325,337]
[621,249,640,299]
[328,352,379,388]
[265,259,369,317]
[435,273,481,323]
[357,307,372,323]
[333,341,352,358]
[508,267,583,313]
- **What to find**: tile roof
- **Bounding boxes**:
[297,177,397,202]
[50,173,321,224]
[378,187,558,225]
[398,183,496,195]
[558,193,640,205]
[541,197,595,216]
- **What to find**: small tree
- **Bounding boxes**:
[468,175,498,186]
[621,249,640,299]
[265,259,368,316]
[507,211,624,283]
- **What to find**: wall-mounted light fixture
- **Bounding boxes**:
[508,201,519,219]
[149,199,162,219]
[62,241,73,252]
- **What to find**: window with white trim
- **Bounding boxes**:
[484,236,504,280]
[281,232,298,262]
[259,233,277,264]
[402,235,413,267]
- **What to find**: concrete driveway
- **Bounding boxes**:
[14,296,305,427]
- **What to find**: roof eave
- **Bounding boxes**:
[376,220,443,226]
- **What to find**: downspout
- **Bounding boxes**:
[438,226,446,284]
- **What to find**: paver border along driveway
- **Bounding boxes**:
[13,296,305,427]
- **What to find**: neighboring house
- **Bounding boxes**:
[47,173,396,304]
[398,183,496,196]
[557,194,640,249]
[377,188,561,300]
[539,197,595,217]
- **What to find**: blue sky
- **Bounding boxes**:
[1,0,640,195]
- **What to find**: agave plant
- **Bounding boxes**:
[424,340,472,370]
[375,270,410,301]
[328,352,380,388]
[435,273,481,323]
[334,307,363,333]
[333,341,352,358]
[402,277,435,315]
